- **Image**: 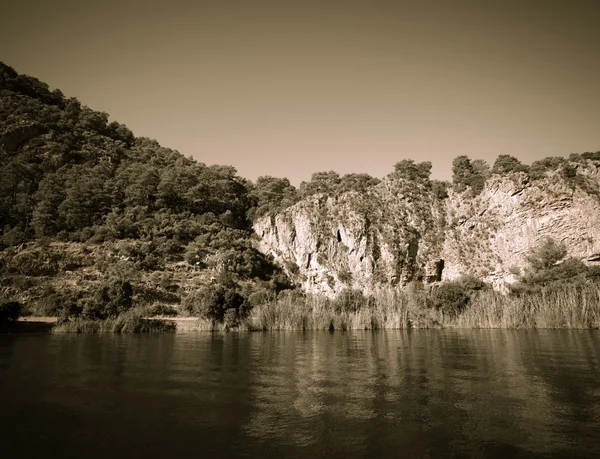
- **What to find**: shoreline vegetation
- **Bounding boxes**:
[2,237,600,334]
[10,237,600,333]
[5,282,599,334]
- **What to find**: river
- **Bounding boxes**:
[1,330,599,458]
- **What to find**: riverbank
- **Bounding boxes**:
[244,286,600,331]
[0,316,56,334]
[5,283,599,334]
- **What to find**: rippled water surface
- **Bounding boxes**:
[1,330,599,458]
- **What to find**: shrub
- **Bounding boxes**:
[492,155,529,175]
[83,279,133,320]
[513,258,600,294]
[430,283,470,316]
[246,289,277,309]
[431,180,449,199]
[561,163,577,179]
[34,289,84,318]
[452,156,475,192]
[529,157,566,180]
[0,301,23,323]
[337,267,353,284]
[332,289,370,313]
[147,304,178,317]
[392,160,432,183]
[223,308,239,328]
[429,275,489,317]
[525,237,566,272]
[181,284,247,321]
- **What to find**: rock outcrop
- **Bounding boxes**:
[254,160,600,295]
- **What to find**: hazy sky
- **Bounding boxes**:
[2,0,599,184]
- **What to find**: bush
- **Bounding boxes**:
[223,308,239,328]
[529,157,566,180]
[34,289,84,318]
[83,279,133,320]
[0,301,23,323]
[508,237,600,294]
[431,180,449,199]
[525,237,566,272]
[429,275,489,317]
[492,155,529,175]
[392,160,432,183]
[337,267,353,284]
[561,163,577,179]
[181,284,247,322]
[332,289,370,313]
[246,288,277,309]
[146,304,178,317]
[513,258,600,294]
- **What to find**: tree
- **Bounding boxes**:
[529,157,565,180]
[492,155,529,175]
[83,279,134,320]
[525,237,567,272]
[471,159,491,179]
[337,173,380,194]
[452,156,488,195]
[250,176,299,217]
[392,160,432,183]
[452,156,475,192]
[299,171,341,198]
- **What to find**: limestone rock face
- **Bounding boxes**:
[254,175,446,296]
[254,160,600,295]
[442,163,600,289]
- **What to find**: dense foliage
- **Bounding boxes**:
[511,238,600,294]
[2,61,600,329]
[0,300,23,324]
[451,156,489,195]
[0,61,292,325]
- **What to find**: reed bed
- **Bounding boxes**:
[246,287,432,331]
[52,310,176,333]
[245,285,600,331]
[454,286,600,329]
[50,285,600,332]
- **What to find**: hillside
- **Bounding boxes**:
[1,62,600,330]
[0,62,291,326]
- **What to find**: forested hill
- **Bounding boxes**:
[0,61,299,323]
[0,62,255,243]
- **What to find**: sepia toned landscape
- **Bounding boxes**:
[2,1,600,457]
[1,62,600,333]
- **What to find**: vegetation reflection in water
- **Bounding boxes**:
[240,330,600,457]
[1,330,598,458]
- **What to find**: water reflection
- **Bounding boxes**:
[0,330,599,458]
[242,330,600,458]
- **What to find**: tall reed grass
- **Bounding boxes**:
[51,285,600,332]
[52,309,176,333]
[245,285,600,331]
[245,287,439,331]
[454,286,600,329]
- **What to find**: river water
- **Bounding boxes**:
[1,330,599,458]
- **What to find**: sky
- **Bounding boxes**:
[1,0,599,184]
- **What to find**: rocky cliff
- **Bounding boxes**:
[254,160,600,295]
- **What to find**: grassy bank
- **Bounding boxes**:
[46,285,600,332]
[455,286,600,329]
[52,310,176,333]
[243,285,600,331]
